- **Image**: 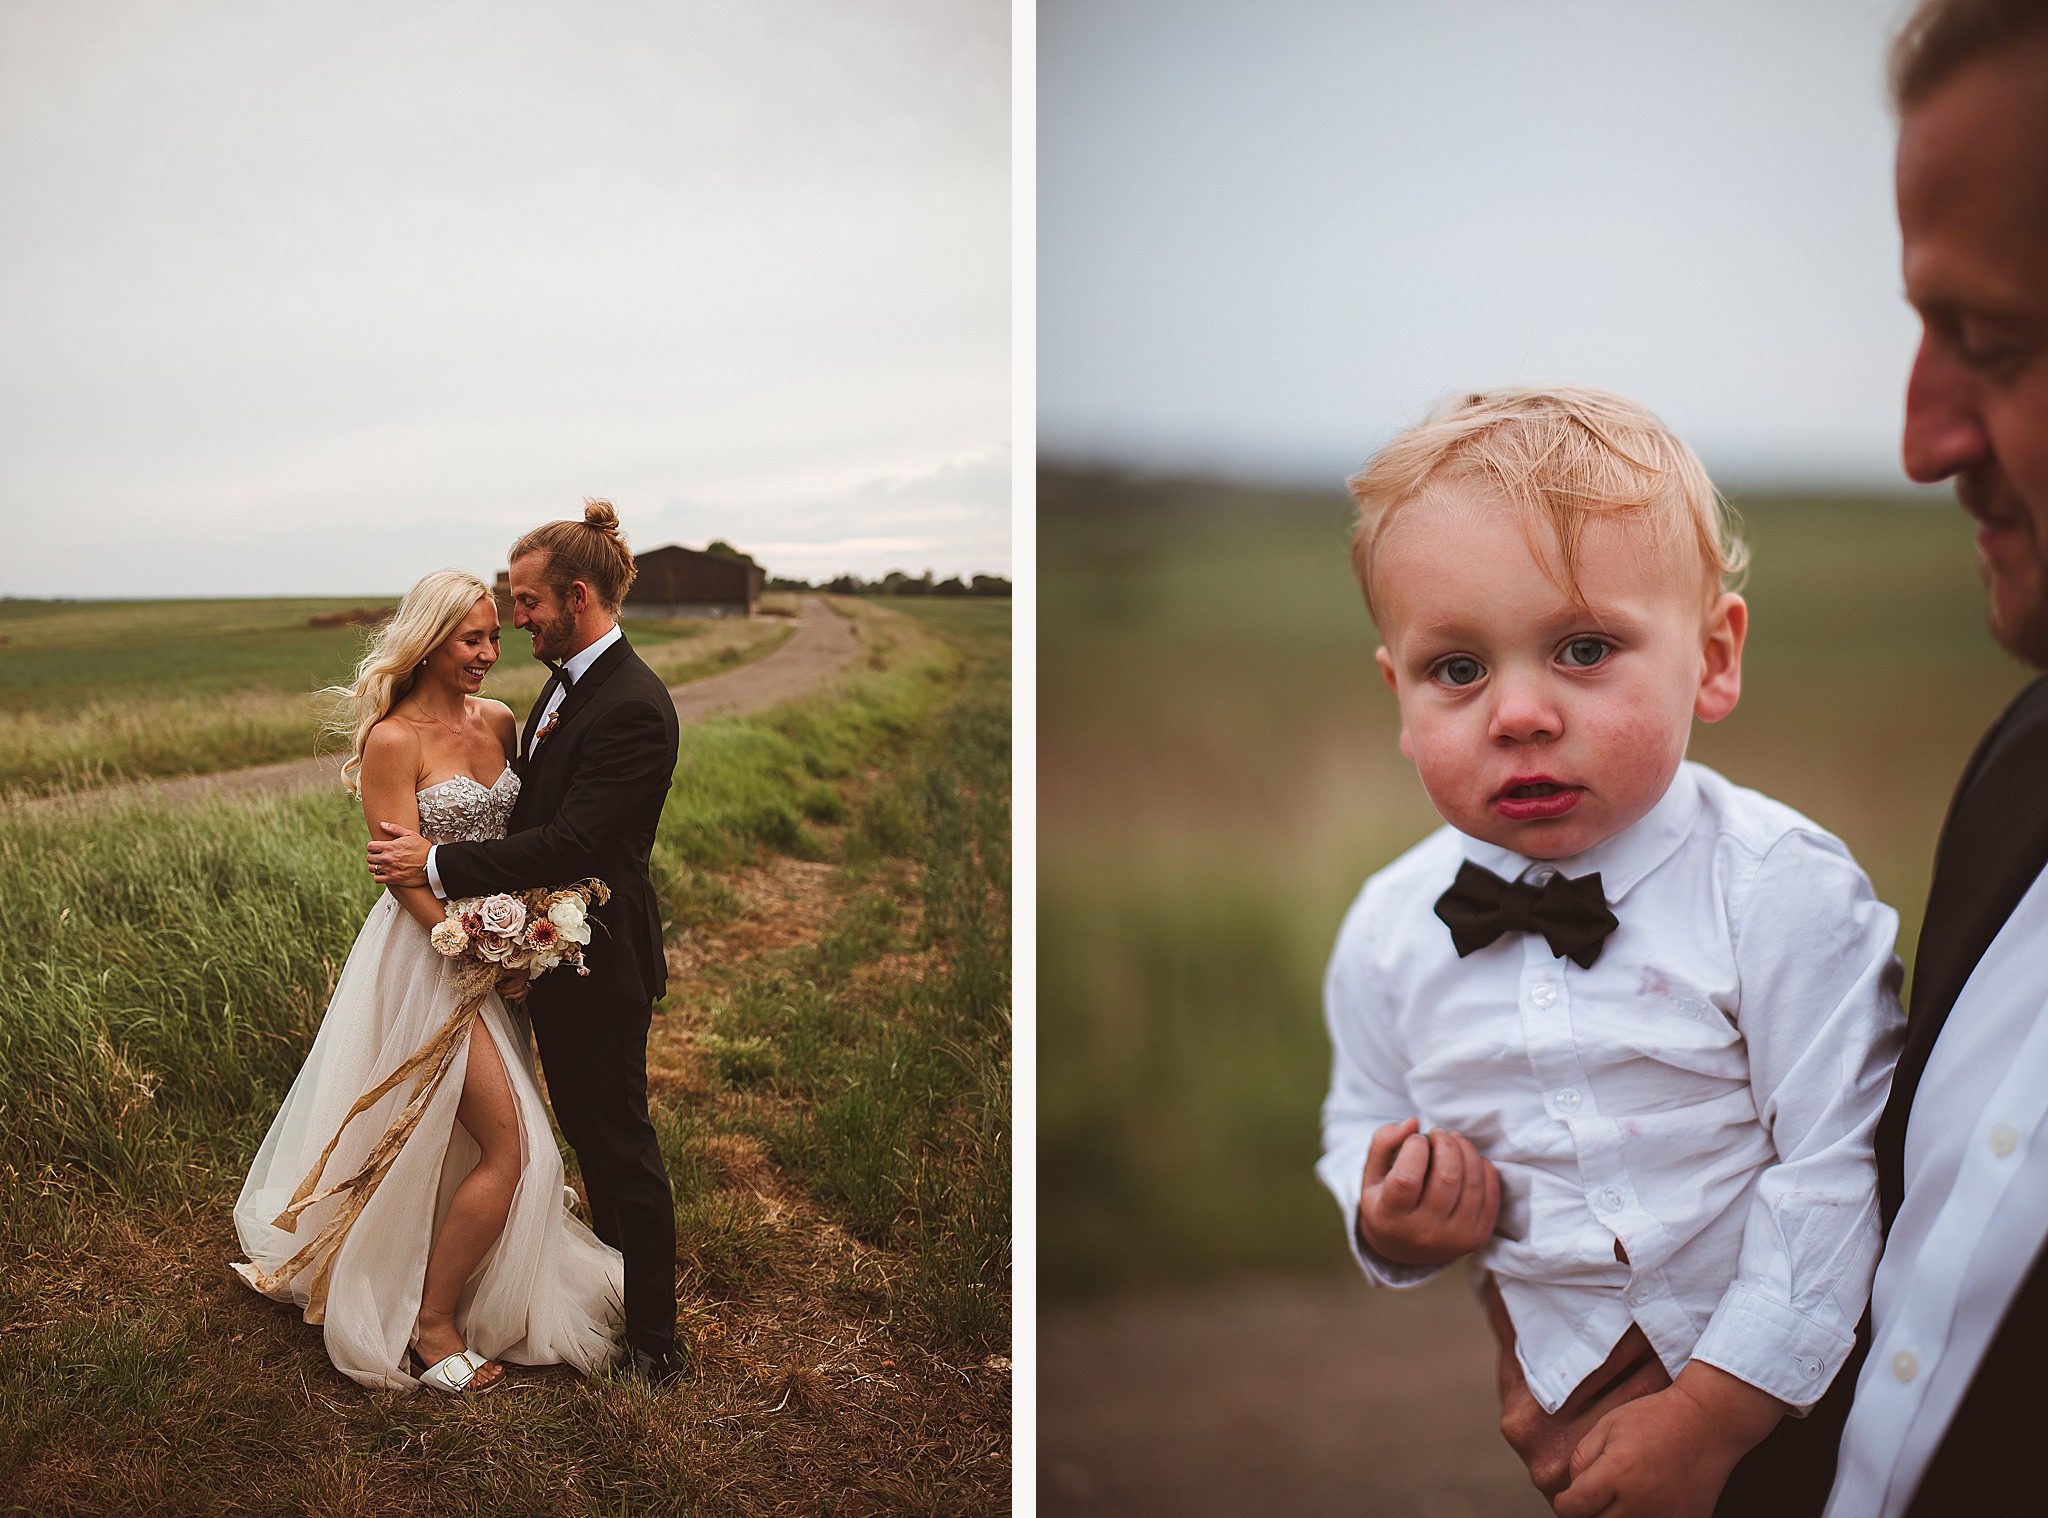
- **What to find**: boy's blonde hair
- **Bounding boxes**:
[1346,386,1748,622]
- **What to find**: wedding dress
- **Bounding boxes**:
[230,768,624,1390]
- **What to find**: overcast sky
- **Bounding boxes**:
[1041,0,1931,491]
[0,0,1007,597]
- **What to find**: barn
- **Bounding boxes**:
[627,544,764,619]
[491,543,764,621]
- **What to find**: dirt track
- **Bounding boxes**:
[1040,1271,1550,1518]
[22,597,860,810]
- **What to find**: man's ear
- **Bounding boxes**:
[1374,646,1414,760]
[1695,593,1746,723]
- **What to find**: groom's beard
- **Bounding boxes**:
[528,617,571,663]
[1960,471,2048,669]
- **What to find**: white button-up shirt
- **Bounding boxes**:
[1824,860,2048,1517]
[1317,762,1904,1414]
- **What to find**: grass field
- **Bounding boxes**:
[0,597,1010,1515]
[0,597,790,799]
[1039,465,2032,1299]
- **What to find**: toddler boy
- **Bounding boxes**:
[1316,388,1903,1517]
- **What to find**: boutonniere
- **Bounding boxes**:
[534,709,562,746]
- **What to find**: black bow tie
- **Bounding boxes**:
[545,660,573,687]
[1434,861,1619,969]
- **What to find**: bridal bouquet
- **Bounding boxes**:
[428,879,612,979]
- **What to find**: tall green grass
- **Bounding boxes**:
[0,786,374,1194]
[1040,468,2032,1296]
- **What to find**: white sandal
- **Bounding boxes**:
[409,1342,504,1394]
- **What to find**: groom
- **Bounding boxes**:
[367,501,684,1386]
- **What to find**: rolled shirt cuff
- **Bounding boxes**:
[1351,1228,1448,1288]
[1688,1280,1856,1412]
[425,845,446,901]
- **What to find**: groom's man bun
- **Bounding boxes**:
[510,498,639,613]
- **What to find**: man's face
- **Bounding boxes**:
[1371,488,1744,861]
[507,552,577,663]
[1898,43,2048,666]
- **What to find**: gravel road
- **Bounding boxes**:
[16,596,860,811]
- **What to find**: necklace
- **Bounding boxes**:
[404,701,469,738]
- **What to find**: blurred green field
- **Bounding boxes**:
[0,597,789,797]
[1039,466,2033,1300]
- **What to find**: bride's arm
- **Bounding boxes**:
[359,721,447,933]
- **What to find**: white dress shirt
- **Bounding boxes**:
[1824,859,2048,1517]
[424,622,620,901]
[1317,761,1904,1414]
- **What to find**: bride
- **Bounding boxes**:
[230,569,624,1392]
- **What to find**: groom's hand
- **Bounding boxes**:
[1485,1275,1671,1504]
[367,823,430,887]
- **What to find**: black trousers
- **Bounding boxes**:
[532,997,677,1356]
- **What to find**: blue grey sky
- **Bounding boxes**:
[1041,0,1930,491]
[1,0,1008,597]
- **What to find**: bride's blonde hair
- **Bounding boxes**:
[323,569,493,794]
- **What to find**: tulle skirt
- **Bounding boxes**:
[230,892,624,1390]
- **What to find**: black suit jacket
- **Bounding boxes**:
[1741,675,2048,1514]
[436,632,679,1012]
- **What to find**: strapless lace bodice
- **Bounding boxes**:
[415,768,519,844]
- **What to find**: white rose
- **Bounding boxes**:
[478,894,526,938]
[429,918,469,958]
[548,897,592,946]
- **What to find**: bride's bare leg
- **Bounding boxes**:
[413,1018,519,1380]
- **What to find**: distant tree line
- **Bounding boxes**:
[765,570,1011,598]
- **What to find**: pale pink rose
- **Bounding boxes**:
[478,894,526,939]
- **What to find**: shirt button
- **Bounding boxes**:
[1530,984,1558,1008]
[1990,1123,2020,1157]
[1554,1089,1582,1112]
[1800,1356,1823,1379]
[1893,1350,1919,1383]
[1600,1187,1624,1212]
[1527,866,1558,885]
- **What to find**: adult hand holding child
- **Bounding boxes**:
[1553,1361,1789,1518]
[1486,1277,1669,1504]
